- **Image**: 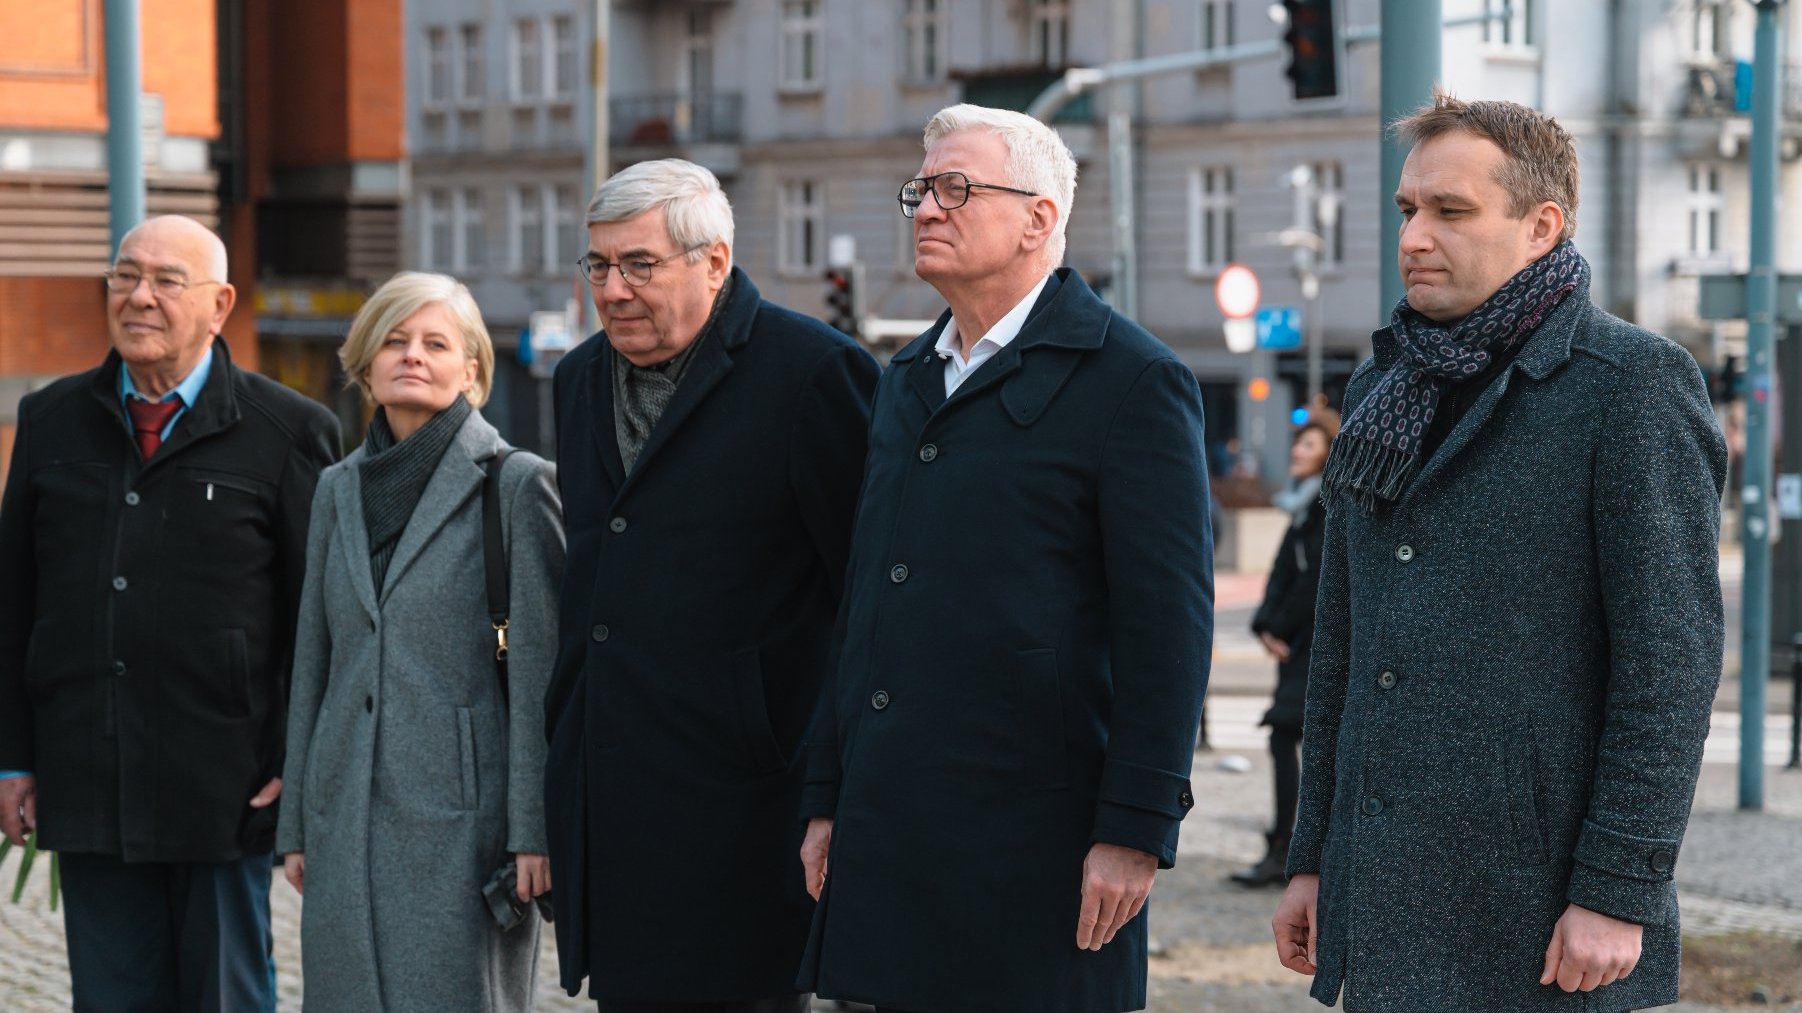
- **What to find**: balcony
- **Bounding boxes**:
[609,92,743,177]
[1676,60,1802,162]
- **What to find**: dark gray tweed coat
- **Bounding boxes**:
[1289,278,1727,1013]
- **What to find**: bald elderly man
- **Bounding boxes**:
[0,215,339,1012]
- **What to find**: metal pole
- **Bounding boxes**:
[1291,165,1322,403]
[1741,0,1783,811]
[1107,112,1137,318]
[102,0,145,251]
[590,0,610,192]
[1789,634,1801,770]
[1379,0,1441,315]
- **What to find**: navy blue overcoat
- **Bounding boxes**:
[798,270,1214,1013]
[543,268,878,1001]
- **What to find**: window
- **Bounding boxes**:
[685,9,715,96]
[425,27,451,106]
[1028,0,1070,67]
[552,184,582,273]
[902,0,946,83]
[512,18,542,101]
[1187,167,1234,275]
[422,189,453,270]
[1482,0,1533,47]
[459,23,484,103]
[1687,164,1723,255]
[781,0,823,91]
[1689,1,1729,61]
[779,180,823,275]
[456,189,485,272]
[512,185,545,273]
[551,15,578,101]
[1199,0,1235,52]
[1310,161,1345,267]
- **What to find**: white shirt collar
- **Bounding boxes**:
[934,274,1052,367]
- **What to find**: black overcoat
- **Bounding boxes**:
[542,268,878,1001]
[1290,279,1727,1012]
[0,340,340,862]
[1252,495,1326,730]
[798,270,1214,1013]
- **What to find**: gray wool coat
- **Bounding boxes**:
[1290,278,1727,1013]
[275,410,564,1013]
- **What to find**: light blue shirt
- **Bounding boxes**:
[119,346,214,439]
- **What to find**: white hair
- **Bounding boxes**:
[923,104,1078,267]
[586,158,735,263]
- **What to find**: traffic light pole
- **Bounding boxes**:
[1740,0,1783,811]
[1378,0,1441,315]
[103,0,146,251]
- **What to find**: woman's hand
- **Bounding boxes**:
[1259,632,1292,662]
[283,853,305,895]
[515,853,551,902]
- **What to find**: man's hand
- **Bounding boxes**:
[800,818,833,901]
[0,775,36,847]
[1259,632,1292,663]
[1076,842,1157,951]
[1273,872,1319,975]
[516,853,551,902]
[1540,903,1641,993]
[248,777,282,809]
[283,853,305,895]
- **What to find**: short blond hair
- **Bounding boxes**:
[339,272,495,407]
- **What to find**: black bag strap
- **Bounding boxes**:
[483,448,515,705]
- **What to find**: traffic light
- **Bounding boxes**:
[824,268,856,336]
[1281,0,1341,102]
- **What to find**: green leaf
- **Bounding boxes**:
[49,852,59,911]
[0,836,11,866]
[10,833,36,904]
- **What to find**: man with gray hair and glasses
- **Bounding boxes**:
[797,104,1213,1013]
[542,158,878,1012]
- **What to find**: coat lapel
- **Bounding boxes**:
[331,452,381,621]
[379,412,502,602]
[947,270,1102,421]
[904,314,953,414]
[586,348,627,492]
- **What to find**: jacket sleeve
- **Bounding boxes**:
[1089,358,1213,868]
[503,456,566,855]
[275,476,338,855]
[0,406,37,771]
[1258,508,1326,644]
[1287,500,1350,876]
[794,344,880,823]
[1567,342,1727,925]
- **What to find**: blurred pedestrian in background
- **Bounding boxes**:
[276,271,563,1012]
[1231,411,1336,888]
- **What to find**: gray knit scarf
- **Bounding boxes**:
[613,276,733,472]
[1322,241,1586,513]
[360,395,471,591]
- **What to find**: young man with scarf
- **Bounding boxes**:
[1271,92,1727,1013]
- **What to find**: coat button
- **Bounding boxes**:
[1649,850,1675,874]
[1395,543,1415,563]
[365,695,373,713]
[112,660,127,676]
[591,624,610,642]
[1362,796,1384,816]
[919,444,939,462]
[871,690,891,710]
[609,517,628,533]
[1178,789,1194,809]
[1377,670,1398,690]
[111,576,128,591]
[124,491,141,506]
[889,564,909,584]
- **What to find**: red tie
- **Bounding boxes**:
[127,397,183,460]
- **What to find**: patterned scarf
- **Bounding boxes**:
[360,395,471,591]
[612,275,733,472]
[1322,241,1587,512]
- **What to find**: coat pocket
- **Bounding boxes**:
[456,706,479,811]
[730,649,788,775]
[1016,648,1068,790]
[1503,713,1550,866]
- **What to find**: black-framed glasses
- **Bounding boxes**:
[103,269,223,300]
[898,172,1039,219]
[576,244,705,287]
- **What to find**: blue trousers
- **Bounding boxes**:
[59,850,276,1013]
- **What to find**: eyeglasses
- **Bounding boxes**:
[576,245,705,287]
[898,172,1039,218]
[103,269,223,300]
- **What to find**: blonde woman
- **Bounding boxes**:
[276,272,563,1011]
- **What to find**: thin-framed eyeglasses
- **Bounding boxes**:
[898,172,1039,219]
[103,269,224,300]
[576,244,706,287]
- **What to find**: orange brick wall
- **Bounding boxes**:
[265,0,403,167]
[0,0,218,138]
[0,277,112,377]
[345,0,403,162]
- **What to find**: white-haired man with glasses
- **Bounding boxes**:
[0,214,339,1011]
[796,104,1214,1013]
[542,158,878,1012]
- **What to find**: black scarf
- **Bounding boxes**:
[1322,241,1587,512]
[359,395,472,591]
